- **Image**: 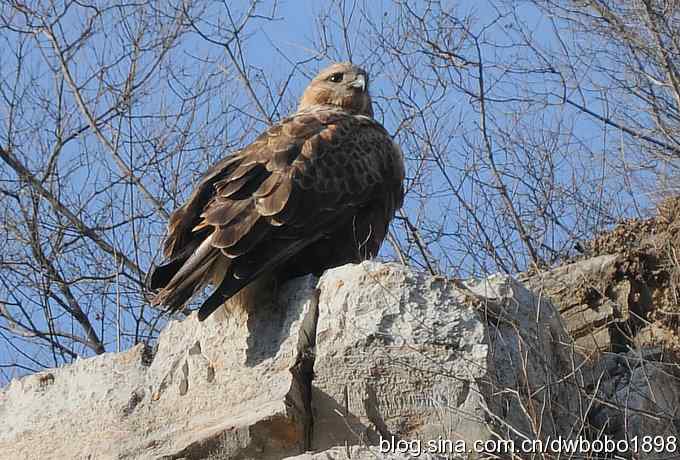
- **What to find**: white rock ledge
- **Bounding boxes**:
[3,261,661,460]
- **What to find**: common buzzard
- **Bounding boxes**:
[147,62,405,320]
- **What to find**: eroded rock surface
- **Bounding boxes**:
[523,197,680,355]
[311,264,584,451]
[2,261,677,459]
[311,264,489,450]
[283,446,442,459]
[0,276,319,460]
[588,349,680,457]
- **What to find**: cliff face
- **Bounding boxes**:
[2,260,679,459]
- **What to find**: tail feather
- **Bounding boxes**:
[155,253,220,313]
[149,232,322,321]
[196,237,317,321]
[150,233,224,314]
[162,236,216,291]
[147,258,185,291]
[147,238,202,290]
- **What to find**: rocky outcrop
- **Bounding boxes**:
[2,261,679,459]
[1,275,320,459]
[522,253,680,455]
[311,266,583,451]
[522,254,626,351]
[524,199,680,356]
[587,349,680,457]
[283,446,439,459]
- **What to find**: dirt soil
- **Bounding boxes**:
[582,196,680,355]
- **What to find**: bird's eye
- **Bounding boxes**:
[328,73,344,83]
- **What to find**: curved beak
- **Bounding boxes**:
[348,74,366,92]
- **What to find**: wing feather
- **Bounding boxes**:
[255,175,293,216]
[222,219,271,257]
[252,173,283,198]
[161,155,241,257]
[202,199,250,227]
[212,209,261,248]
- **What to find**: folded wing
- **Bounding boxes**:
[147,107,404,320]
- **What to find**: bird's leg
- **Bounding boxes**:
[208,274,278,326]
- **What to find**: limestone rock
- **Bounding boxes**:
[283,446,442,459]
[521,254,636,352]
[467,274,584,443]
[588,350,680,457]
[0,275,319,460]
[311,263,489,450]
[311,263,583,451]
[5,260,670,460]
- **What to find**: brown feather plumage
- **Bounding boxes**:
[147,62,404,320]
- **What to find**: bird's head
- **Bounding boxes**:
[298,62,373,117]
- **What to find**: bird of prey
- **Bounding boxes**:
[147,62,405,321]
